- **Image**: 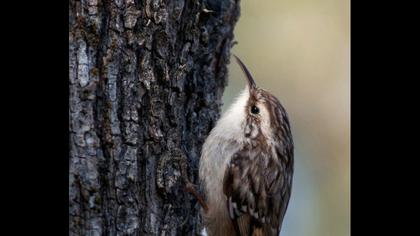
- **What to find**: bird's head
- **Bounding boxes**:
[216,55,292,149]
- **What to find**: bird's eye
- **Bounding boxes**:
[251,105,259,114]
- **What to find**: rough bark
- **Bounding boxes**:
[69,0,239,235]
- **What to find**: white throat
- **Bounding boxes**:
[211,88,249,143]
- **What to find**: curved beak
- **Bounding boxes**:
[233,54,256,90]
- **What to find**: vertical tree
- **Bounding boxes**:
[69,0,239,235]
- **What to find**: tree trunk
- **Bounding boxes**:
[69,0,239,235]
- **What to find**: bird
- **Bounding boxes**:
[198,55,294,236]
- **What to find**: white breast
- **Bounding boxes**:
[199,88,249,204]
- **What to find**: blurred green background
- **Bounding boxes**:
[223,0,350,235]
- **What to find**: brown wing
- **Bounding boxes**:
[223,149,292,236]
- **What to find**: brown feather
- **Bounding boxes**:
[224,145,292,236]
[236,215,251,236]
[252,227,264,236]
